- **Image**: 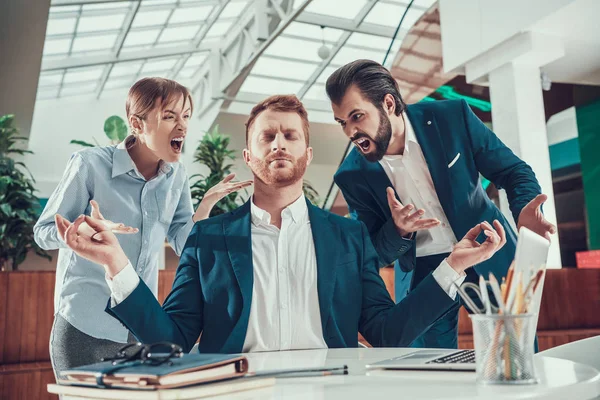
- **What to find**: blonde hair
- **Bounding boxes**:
[126,77,193,132]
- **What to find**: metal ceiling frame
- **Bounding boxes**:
[298,0,381,99]
[40,0,419,112]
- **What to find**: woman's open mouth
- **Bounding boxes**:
[354,137,371,153]
[171,137,184,153]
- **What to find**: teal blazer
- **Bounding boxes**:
[334,99,541,281]
[107,199,456,353]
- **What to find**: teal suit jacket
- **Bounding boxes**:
[334,100,541,282]
[107,200,456,353]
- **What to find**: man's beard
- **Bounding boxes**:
[249,150,308,186]
[362,108,392,162]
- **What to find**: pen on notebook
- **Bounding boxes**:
[250,366,348,378]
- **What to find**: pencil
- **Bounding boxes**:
[503,265,515,304]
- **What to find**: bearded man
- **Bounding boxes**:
[328,60,555,349]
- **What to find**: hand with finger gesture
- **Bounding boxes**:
[55,214,129,278]
[75,200,139,238]
[447,220,507,273]
[193,173,253,221]
[517,194,556,241]
[386,187,441,238]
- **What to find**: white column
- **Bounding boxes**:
[488,62,562,268]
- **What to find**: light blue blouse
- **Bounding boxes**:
[34,138,195,342]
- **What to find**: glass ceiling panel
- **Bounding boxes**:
[38,0,426,107]
[38,72,64,87]
[252,57,317,82]
[330,46,387,67]
[169,5,214,24]
[46,18,77,36]
[60,82,98,97]
[101,86,131,99]
[120,45,151,53]
[137,71,170,80]
[141,0,177,5]
[411,0,437,8]
[205,20,233,38]
[131,10,171,28]
[77,14,127,33]
[239,75,303,95]
[184,53,208,67]
[158,25,199,43]
[302,82,327,101]
[83,2,133,11]
[362,2,422,29]
[63,66,104,84]
[71,33,118,52]
[37,87,60,100]
[49,5,80,13]
[105,75,135,89]
[176,67,199,79]
[140,58,180,74]
[264,36,323,63]
[303,0,368,20]
[122,30,161,47]
[111,61,144,76]
[220,1,249,19]
[43,38,72,55]
[283,22,344,43]
[346,32,393,51]
[315,65,341,85]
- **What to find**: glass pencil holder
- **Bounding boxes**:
[469,314,538,385]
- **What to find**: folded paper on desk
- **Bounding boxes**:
[48,377,275,400]
[59,354,248,390]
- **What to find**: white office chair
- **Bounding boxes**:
[538,335,600,370]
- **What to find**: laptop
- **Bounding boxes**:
[366,227,551,372]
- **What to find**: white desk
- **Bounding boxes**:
[228,348,600,400]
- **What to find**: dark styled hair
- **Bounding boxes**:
[245,94,310,146]
[325,59,406,115]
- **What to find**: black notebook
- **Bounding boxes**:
[59,354,248,390]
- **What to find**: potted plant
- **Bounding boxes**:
[189,125,244,217]
[0,114,51,270]
[71,115,128,147]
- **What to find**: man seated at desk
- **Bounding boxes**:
[55,94,506,354]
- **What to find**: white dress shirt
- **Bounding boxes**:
[107,195,465,351]
[379,112,458,258]
[242,195,327,352]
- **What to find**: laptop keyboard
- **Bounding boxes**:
[426,350,476,364]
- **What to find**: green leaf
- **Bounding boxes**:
[70,139,96,147]
[0,202,13,216]
[104,115,128,142]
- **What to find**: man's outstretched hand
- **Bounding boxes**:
[386,187,440,237]
[517,194,556,241]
